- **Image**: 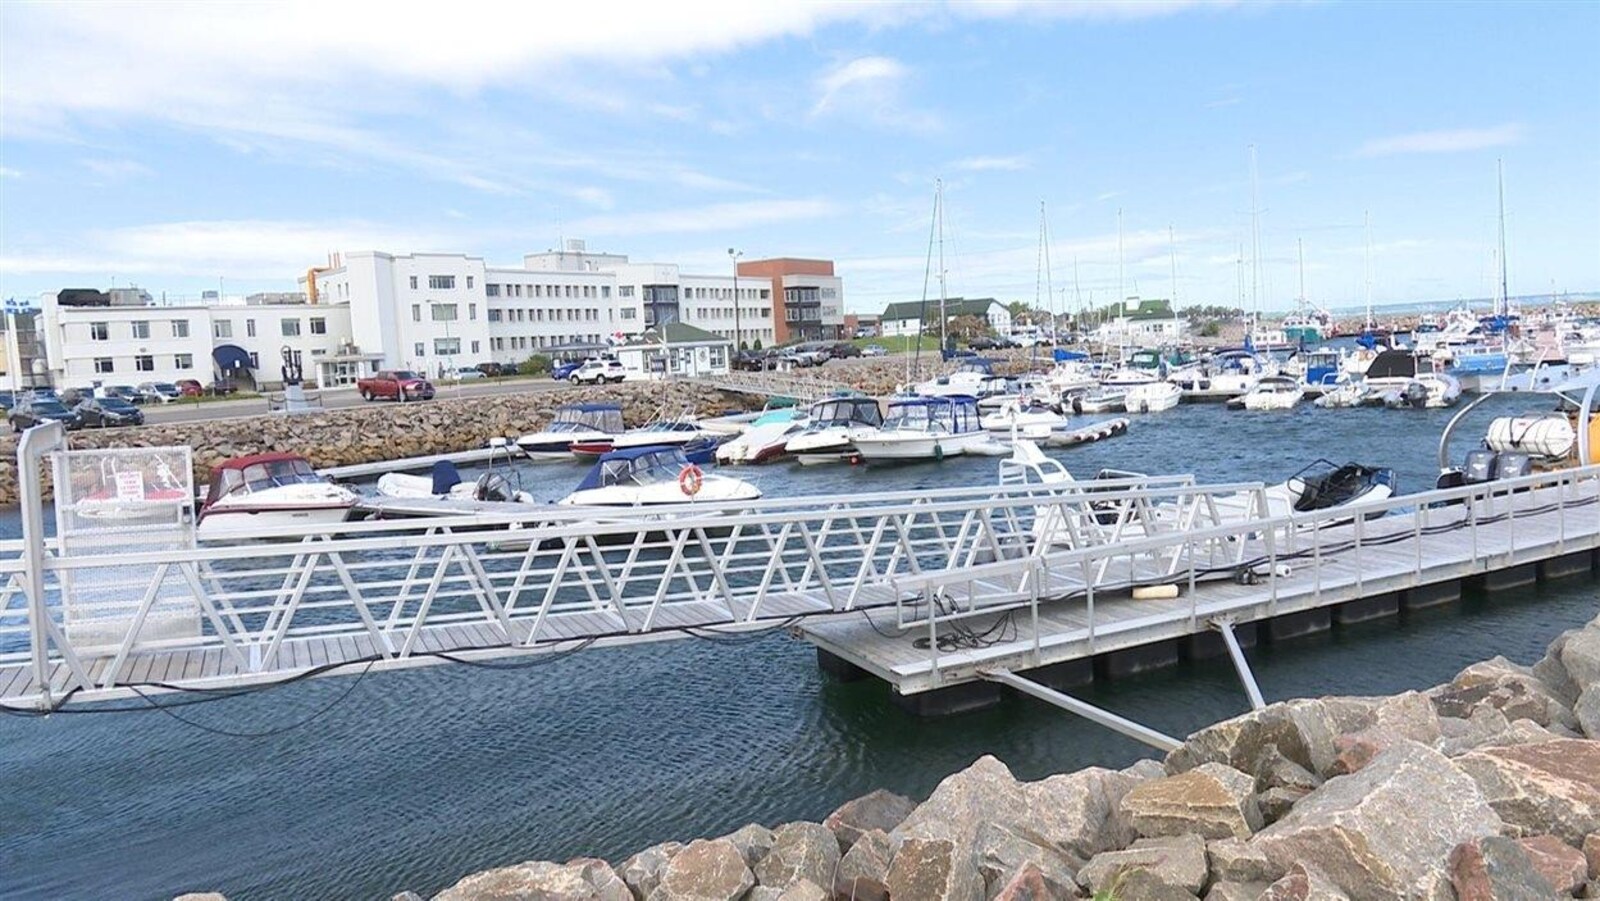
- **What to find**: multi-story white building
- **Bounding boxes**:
[30,242,844,392]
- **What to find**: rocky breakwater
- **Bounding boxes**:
[0,382,744,506]
[178,611,1600,901]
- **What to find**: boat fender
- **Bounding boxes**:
[678,464,704,497]
[1132,584,1179,600]
[933,443,944,461]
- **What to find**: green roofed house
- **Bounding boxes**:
[1087,297,1188,347]
[879,297,1012,338]
[614,321,734,379]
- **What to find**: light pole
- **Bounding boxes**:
[727,248,743,351]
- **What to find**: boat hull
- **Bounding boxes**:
[851,431,988,461]
[197,503,355,539]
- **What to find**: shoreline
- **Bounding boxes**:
[176,611,1600,901]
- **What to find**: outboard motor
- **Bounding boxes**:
[1402,381,1428,408]
[1463,449,1497,484]
[430,460,463,495]
[474,472,512,502]
[1492,452,1531,481]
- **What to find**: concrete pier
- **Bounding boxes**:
[1097,639,1181,678]
[1477,562,1539,593]
[1403,580,1461,610]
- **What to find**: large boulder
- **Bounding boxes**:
[1561,627,1600,694]
[1577,687,1600,740]
[1448,835,1558,900]
[834,828,892,901]
[753,823,839,891]
[1204,882,1269,901]
[1259,862,1350,900]
[1021,766,1142,860]
[973,822,1080,900]
[823,789,916,851]
[896,755,1029,849]
[1586,833,1600,880]
[719,825,772,870]
[1207,837,1273,884]
[435,859,630,901]
[987,862,1058,901]
[619,842,683,900]
[1252,743,1323,794]
[1076,834,1208,897]
[1516,834,1589,895]
[1251,740,1502,900]
[650,839,754,901]
[1456,738,1600,844]
[885,836,985,901]
[1119,762,1262,840]
[1166,698,1379,780]
[1534,631,1584,706]
[1431,657,1579,729]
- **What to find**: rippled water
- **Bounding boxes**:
[3,397,1597,900]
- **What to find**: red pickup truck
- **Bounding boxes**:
[357,370,436,402]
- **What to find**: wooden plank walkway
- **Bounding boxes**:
[801,484,1600,693]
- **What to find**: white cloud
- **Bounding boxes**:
[1354,124,1526,157]
[810,56,940,132]
[0,166,20,179]
[80,158,154,180]
[951,155,1030,172]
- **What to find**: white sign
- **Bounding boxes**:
[114,470,146,502]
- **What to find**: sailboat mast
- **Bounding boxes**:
[1117,208,1125,306]
[1363,210,1374,328]
[1297,238,1306,309]
[937,178,947,347]
[1249,144,1262,323]
[1041,201,1054,341]
[1497,158,1509,318]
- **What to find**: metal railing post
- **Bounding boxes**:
[18,422,65,708]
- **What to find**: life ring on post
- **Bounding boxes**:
[678,463,704,497]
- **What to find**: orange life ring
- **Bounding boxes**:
[678,464,704,497]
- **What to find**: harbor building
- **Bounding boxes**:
[878,296,1012,339]
[1087,297,1188,347]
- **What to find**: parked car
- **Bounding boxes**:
[781,343,831,367]
[448,367,486,381]
[0,391,14,411]
[551,359,587,381]
[137,382,182,404]
[175,379,205,397]
[357,370,435,401]
[967,336,998,351]
[732,350,775,372]
[829,342,862,359]
[101,384,142,404]
[569,359,626,385]
[475,362,507,378]
[9,397,84,432]
[75,397,145,428]
[209,378,239,396]
[862,344,888,357]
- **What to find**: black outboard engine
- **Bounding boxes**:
[1493,451,1531,481]
[1463,449,1497,483]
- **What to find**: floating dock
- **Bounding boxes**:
[4,423,1599,743]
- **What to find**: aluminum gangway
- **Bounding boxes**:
[4,422,1600,722]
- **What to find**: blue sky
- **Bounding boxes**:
[2,1,1596,314]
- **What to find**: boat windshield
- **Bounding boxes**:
[240,458,323,492]
[809,399,883,428]
[552,405,624,432]
[601,450,685,487]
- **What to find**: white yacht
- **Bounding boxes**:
[560,446,761,507]
[1231,376,1304,411]
[514,402,625,460]
[850,395,989,462]
[784,396,885,465]
[1124,380,1181,413]
[980,397,1069,438]
[716,408,806,465]
[197,453,361,539]
[913,358,996,397]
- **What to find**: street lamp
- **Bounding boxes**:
[727,248,743,351]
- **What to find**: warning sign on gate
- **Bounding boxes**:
[114,470,146,501]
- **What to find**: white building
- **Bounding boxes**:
[613,323,733,380]
[878,297,1012,339]
[1087,298,1189,347]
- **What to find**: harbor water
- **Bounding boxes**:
[4,397,1599,900]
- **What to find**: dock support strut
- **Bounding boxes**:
[980,668,1181,753]
[1212,616,1265,711]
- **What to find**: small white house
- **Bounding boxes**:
[1088,297,1188,347]
[613,322,733,379]
[879,297,1012,339]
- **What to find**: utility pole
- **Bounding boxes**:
[728,248,743,351]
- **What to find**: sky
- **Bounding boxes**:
[2,1,1597,315]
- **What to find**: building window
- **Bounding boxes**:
[466,276,474,289]
[602,286,611,299]
[309,317,327,335]
[94,357,114,374]
[281,319,302,337]
[620,286,634,298]
[430,303,458,322]
[470,340,480,354]
[412,304,422,322]
[434,337,460,355]
[135,354,154,372]
[175,353,193,369]
[468,303,477,321]
[488,309,502,322]
[428,275,455,290]
[486,283,500,297]
[214,321,233,339]
[171,320,190,338]
[410,276,419,290]
[246,319,257,338]
[621,308,637,320]
[90,321,109,341]
[248,352,260,368]
[131,320,150,339]
[414,342,425,356]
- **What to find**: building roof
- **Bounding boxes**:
[880,297,1002,322]
[624,321,732,346]
[1104,298,1178,321]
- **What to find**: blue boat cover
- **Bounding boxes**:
[573,445,688,491]
[431,460,462,494]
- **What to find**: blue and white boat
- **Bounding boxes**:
[515,402,625,459]
[559,446,760,507]
[850,395,988,462]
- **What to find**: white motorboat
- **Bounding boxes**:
[1070,386,1127,414]
[375,459,533,503]
[850,395,989,462]
[197,453,360,539]
[1314,381,1369,408]
[595,418,712,454]
[784,396,885,465]
[1231,376,1304,411]
[1124,380,1181,413]
[559,445,761,507]
[716,408,806,465]
[1383,372,1462,409]
[1169,350,1271,401]
[515,402,625,459]
[981,397,1069,437]
[913,358,996,397]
